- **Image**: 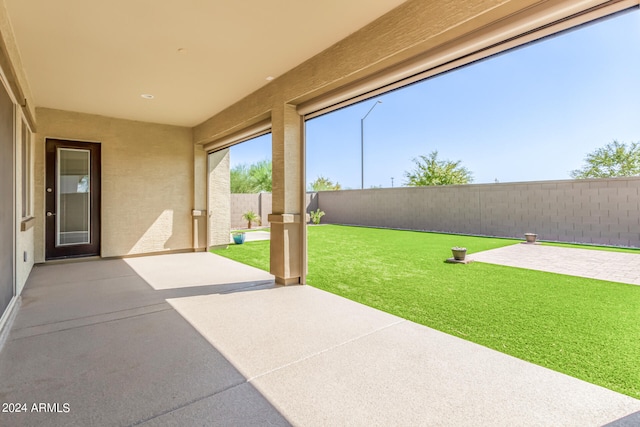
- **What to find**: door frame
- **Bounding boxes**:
[0,79,15,319]
[45,139,101,260]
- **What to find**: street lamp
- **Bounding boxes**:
[361,100,382,189]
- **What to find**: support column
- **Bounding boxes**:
[193,144,207,251]
[269,104,306,285]
[207,148,231,249]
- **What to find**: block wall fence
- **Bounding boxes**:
[319,177,640,247]
[230,193,318,229]
[230,177,640,247]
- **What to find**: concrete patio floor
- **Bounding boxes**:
[1,252,639,426]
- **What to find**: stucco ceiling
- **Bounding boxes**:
[5,0,406,127]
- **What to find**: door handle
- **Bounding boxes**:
[46,212,56,217]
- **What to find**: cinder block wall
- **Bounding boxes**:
[317,177,640,248]
[230,194,260,229]
[231,193,318,229]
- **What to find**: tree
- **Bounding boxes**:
[248,160,272,192]
[404,151,473,186]
[242,210,260,229]
[309,176,341,191]
[570,140,640,179]
[230,164,255,193]
[230,160,272,193]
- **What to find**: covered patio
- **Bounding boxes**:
[1,253,638,426]
[2,1,640,425]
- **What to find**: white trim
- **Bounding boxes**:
[299,0,638,119]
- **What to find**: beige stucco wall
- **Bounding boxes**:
[207,149,231,248]
[34,108,194,260]
[193,145,208,250]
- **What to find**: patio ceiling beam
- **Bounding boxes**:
[203,118,271,153]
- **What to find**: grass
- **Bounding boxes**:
[212,225,640,399]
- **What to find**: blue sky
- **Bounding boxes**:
[231,9,640,188]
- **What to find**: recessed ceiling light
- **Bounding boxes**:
[141,94,154,99]
[177,48,188,55]
[266,76,274,81]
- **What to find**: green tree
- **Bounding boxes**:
[230,164,254,193]
[309,176,341,191]
[404,151,473,186]
[242,210,261,229]
[570,140,640,179]
[248,160,272,192]
[230,160,272,193]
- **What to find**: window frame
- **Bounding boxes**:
[19,117,34,231]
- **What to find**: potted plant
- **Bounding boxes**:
[242,210,261,229]
[451,246,467,261]
[232,232,246,244]
[524,233,537,243]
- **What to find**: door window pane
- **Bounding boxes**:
[56,148,90,246]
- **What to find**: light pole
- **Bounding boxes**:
[361,100,381,189]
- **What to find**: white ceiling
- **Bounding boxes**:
[5,0,406,127]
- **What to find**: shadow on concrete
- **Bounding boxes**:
[0,258,290,427]
[603,411,640,427]
[152,279,278,302]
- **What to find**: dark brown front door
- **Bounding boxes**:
[45,139,101,260]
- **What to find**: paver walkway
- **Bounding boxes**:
[469,243,640,286]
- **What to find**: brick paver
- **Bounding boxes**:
[469,244,640,286]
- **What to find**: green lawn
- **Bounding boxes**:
[212,225,640,399]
